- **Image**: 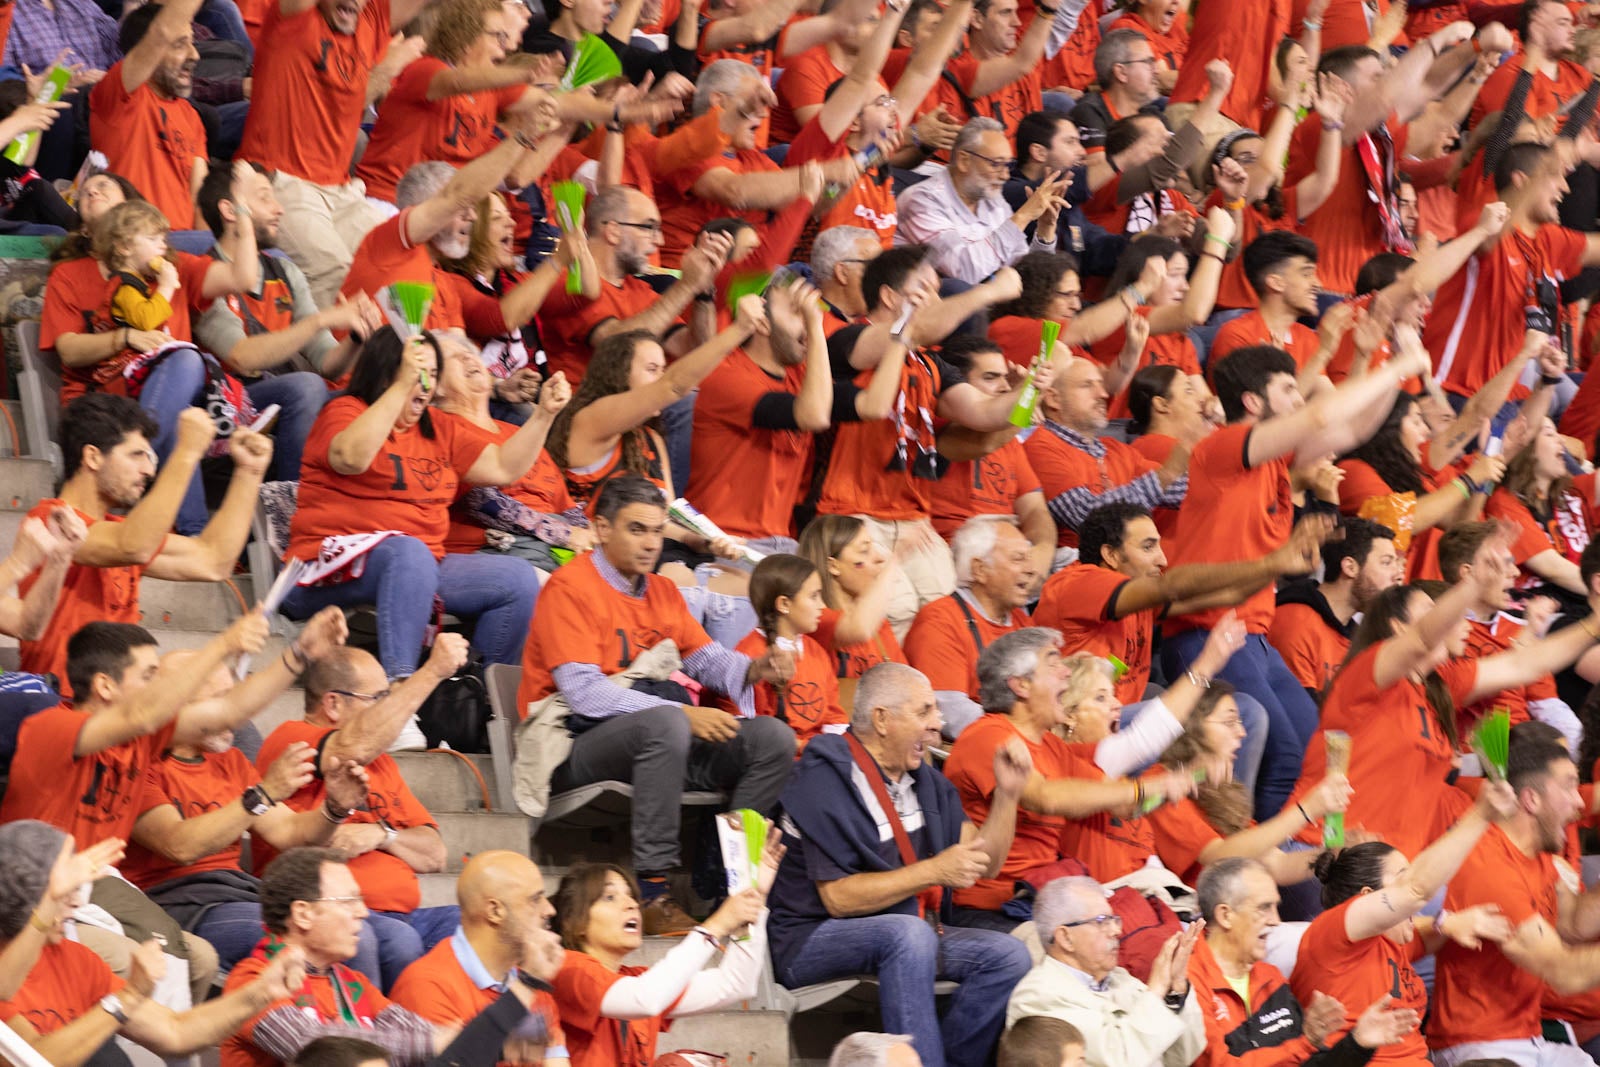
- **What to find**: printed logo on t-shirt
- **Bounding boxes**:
[311,38,363,84]
[78,759,144,828]
[781,680,825,727]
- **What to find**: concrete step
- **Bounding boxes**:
[434,810,531,870]
[0,456,54,509]
[389,751,496,813]
[140,575,256,631]
[655,1009,791,1064]
[418,870,459,909]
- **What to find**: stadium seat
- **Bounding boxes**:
[12,321,62,476]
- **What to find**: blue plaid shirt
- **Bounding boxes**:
[3,0,120,79]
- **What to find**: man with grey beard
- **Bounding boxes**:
[89,0,209,230]
[339,130,594,338]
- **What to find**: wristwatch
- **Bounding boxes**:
[99,993,128,1025]
[241,784,273,817]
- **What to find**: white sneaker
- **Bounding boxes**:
[389,717,429,752]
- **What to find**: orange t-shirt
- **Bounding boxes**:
[1061,762,1158,883]
[1168,0,1288,129]
[1324,292,1424,392]
[0,940,124,1036]
[1292,897,1432,1064]
[17,502,155,694]
[1130,432,1182,542]
[1041,12,1099,93]
[391,939,567,1042]
[1455,613,1559,737]
[1560,365,1600,458]
[339,212,466,333]
[1486,481,1597,589]
[237,0,391,186]
[42,253,214,402]
[1265,599,1348,693]
[1164,422,1291,635]
[1106,11,1187,73]
[786,114,897,247]
[516,553,714,713]
[1428,225,1587,400]
[254,720,435,913]
[89,62,207,229]
[355,56,526,204]
[1086,306,1203,418]
[945,714,1094,909]
[1287,115,1411,296]
[0,704,178,848]
[223,953,391,1067]
[771,45,844,146]
[443,424,572,555]
[1430,824,1560,1048]
[1469,54,1593,131]
[947,53,1041,140]
[1209,190,1302,311]
[719,630,845,747]
[1210,310,1321,371]
[904,594,1030,698]
[1146,795,1223,886]
[535,274,669,386]
[553,950,672,1067]
[288,396,490,561]
[812,606,906,681]
[927,437,1042,540]
[686,350,814,540]
[987,314,1067,369]
[657,147,782,269]
[1285,643,1476,860]
[122,747,257,889]
[1033,562,1152,706]
[1024,429,1162,548]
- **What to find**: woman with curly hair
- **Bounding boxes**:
[1486,417,1591,599]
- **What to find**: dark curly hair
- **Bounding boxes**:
[1342,391,1425,495]
[991,250,1079,320]
[546,329,661,478]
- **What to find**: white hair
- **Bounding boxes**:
[850,661,931,733]
[828,1033,917,1067]
[693,58,758,116]
[1032,876,1110,946]
[976,627,1062,713]
[811,226,879,283]
[952,116,1005,156]
[396,161,457,209]
[950,515,1019,588]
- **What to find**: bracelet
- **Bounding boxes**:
[1186,668,1211,689]
[1120,284,1146,307]
[1301,17,1321,29]
[1582,615,1600,642]
[1203,233,1231,249]
[1222,197,1246,212]
[28,910,51,936]
[1134,780,1147,809]
[1322,120,1344,132]
[1453,476,1473,499]
[119,327,129,350]
[1296,802,1313,825]
[513,129,537,150]
[692,926,725,948]
[1201,251,1226,264]
[322,797,353,823]
[1036,2,1059,12]
[1472,36,1484,53]
[1541,373,1565,386]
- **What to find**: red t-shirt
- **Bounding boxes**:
[1087,307,1204,418]
[1291,0,1405,49]
[1266,601,1348,693]
[1485,480,1596,588]
[90,62,207,229]
[1129,432,1182,541]
[254,720,436,913]
[224,951,391,1067]
[553,950,671,1067]
[1210,190,1302,311]
[0,704,178,848]
[786,115,897,247]
[771,45,844,146]
[237,0,391,185]
[0,940,125,1036]
[535,274,670,386]
[1107,11,1187,72]
[1024,430,1162,548]
[927,437,1042,540]
[1164,422,1291,635]
[987,314,1066,369]
[1287,115,1411,295]
[1041,11,1100,93]
[817,345,947,521]
[122,747,257,889]
[1146,795,1224,886]
[657,147,781,268]
[1210,310,1321,371]
[339,212,466,333]
[720,630,845,747]
[1033,562,1152,706]
[1292,897,1432,1064]
[355,56,526,203]
[1428,225,1587,399]
[1168,0,1289,129]
[1470,54,1593,130]
[288,396,489,561]
[903,594,1030,698]
[443,423,571,555]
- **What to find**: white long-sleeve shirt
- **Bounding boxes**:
[1007,955,1206,1067]
[894,169,1036,284]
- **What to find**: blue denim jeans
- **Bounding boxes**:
[280,535,539,678]
[192,901,384,980]
[776,914,1031,1067]
[369,906,462,989]
[195,0,254,54]
[138,348,328,533]
[1161,631,1318,818]
[661,391,696,497]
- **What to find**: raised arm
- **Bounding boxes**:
[402,135,530,248]
[965,1,1054,99]
[74,409,213,568]
[464,377,566,486]
[599,231,732,343]
[321,635,469,768]
[1343,21,1480,137]
[1291,73,1352,217]
[1468,610,1600,702]
[1147,207,1230,335]
[816,0,907,142]
[119,0,205,92]
[174,610,348,744]
[888,0,973,129]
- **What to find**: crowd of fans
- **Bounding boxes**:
[13,0,1600,1063]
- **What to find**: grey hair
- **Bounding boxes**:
[694,58,757,116]
[0,820,67,940]
[828,1033,917,1067]
[1094,27,1148,89]
[1196,856,1269,923]
[1032,875,1110,945]
[951,514,1019,588]
[851,661,931,733]
[396,161,457,209]
[585,184,636,236]
[952,116,1006,157]
[811,226,879,284]
[977,627,1062,713]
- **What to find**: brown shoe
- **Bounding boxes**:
[641,895,698,936]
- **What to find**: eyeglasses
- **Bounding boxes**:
[613,219,664,235]
[1212,715,1245,729]
[488,29,513,46]
[961,148,1016,172]
[310,896,366,910]
[1116,55,1157,67]
[836,257,873,268]
[1053,289,1084,304]
[1062,914,1122,930]
[330,689,391,703]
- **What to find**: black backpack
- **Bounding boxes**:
[415,654,493,753]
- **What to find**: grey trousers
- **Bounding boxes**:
[551,706,796,872]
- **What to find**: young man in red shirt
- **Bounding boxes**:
[1160,331,1431,818]
[1209,232,1322,373]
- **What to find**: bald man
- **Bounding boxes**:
[122,651,374,974]
[389,851,568,1059]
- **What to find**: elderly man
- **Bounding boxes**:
[830,1032,924,1066]
[252,637,473,990]
[1188,858,1417,1067]
[811,226,884,332]
[390,850,565,1058]
[895,117,1071,285]
[1006,876,1205,1067]
[535,185,735,383]
[1069,29,1164,139]
[518,474,795,934]
[0,820,308,1066]
[768,661,1034,1067]
[904,517,1036,740]
[222,847,563,1067]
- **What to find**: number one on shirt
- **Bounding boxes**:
[5,66,70,164]
[1008,319,1060,429]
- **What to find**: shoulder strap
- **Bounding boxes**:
[951,593,986,655]
[844,731,941,919]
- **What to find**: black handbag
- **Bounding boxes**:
[415,654,492,753]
